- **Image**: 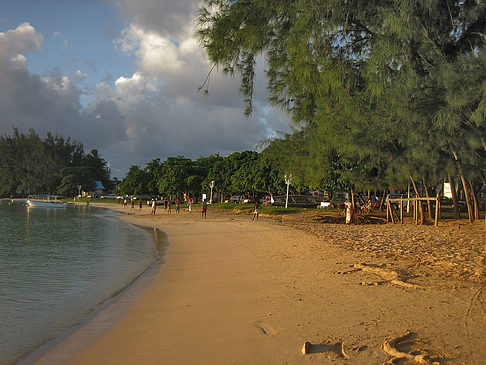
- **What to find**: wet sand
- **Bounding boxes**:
[37,203,485,364]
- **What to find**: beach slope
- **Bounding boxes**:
[37,205,486,364]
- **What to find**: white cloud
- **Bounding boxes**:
[0,2,292,178]
[112,0,199,39]
[0,22,43,60]
[0,23,127,156]
[9,53,27,69]
[116,25,184,75]
[70,70,87,84]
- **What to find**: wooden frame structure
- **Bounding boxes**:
[386,196,440,226]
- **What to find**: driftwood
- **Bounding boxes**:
[382,331,437,365]
[301,340,348,358]
[352,263,427,290]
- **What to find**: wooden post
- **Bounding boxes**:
[379,189,387,211]
[410,176,424,224]
[386,197,390,222]
[434,197,439,227]
[390,201,395,224]
[449,175,460,219]
[423,177,433,221]
[407,183,410,213]
[400,198,404,224]
[413,200,419,226]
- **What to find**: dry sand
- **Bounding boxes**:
[36,203,485,364]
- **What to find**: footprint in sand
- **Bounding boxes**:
[255,322,274,335]
[302,340,349,359]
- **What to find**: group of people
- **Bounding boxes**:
[122,197,144,210]
[122,196,260,221]
[149,197,203,217]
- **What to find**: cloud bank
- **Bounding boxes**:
[0,2,290,178]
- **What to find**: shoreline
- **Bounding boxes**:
[16,205,169,365]
[36,203,485,364]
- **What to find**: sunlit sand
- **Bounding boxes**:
[37,203,485,364]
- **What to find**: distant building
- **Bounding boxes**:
[95,181,105,197]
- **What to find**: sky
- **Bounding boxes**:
[0,0,291,178]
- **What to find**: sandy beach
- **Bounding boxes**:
[36,203,485,364]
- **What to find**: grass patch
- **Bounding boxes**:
[67,197,119,204]
[192,202,308,215]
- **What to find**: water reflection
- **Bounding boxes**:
[0,202,158,364]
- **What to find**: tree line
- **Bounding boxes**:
[197,0,486,221]
[116,151,286,201]
[0,128,114,197]
[3,1,485,222]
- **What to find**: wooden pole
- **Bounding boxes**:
[449,175,460,219]
[407,183,410,213]
[423,177,433,221]
[410,176,424,224]
[379,189,387,211]
[415,200,420,225]
[434,196,439,226]
[413,200,419,225]
[386,198,390,222]
[400,199,403,224]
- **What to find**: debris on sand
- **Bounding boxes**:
[382,331,440,365]
[301,340,348,359]
[353,263,428,290]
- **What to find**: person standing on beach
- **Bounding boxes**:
[151,199,156,216]
[175,198,180,214]
[202,199,207,219]
[188,198,193,213]
[123,198,127,208]
[131,197,135,210]
[167,199,172,214]
[252,201,259,221]
[345,200,352,224]
[164,198,168,210]
[139,198,142,210]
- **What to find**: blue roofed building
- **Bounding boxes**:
[95,181,105,197]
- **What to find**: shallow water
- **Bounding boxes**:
[0,201,158,364]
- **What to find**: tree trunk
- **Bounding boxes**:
[379,188,387,211]
[468,181,480,221]
[449,144,474,222]
[422,177,433,221]
[459,175,474,222]
[449,175,460,219]
[410,176,424,224]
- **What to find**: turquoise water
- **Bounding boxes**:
[0,201,159,364]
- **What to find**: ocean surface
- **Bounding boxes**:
[0,201,161,364]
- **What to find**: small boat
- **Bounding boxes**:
[26,200,68,208]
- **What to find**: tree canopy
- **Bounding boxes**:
[197,0,486,218]
[0,128,113,197]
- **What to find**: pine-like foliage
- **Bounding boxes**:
[197,0,486,191]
